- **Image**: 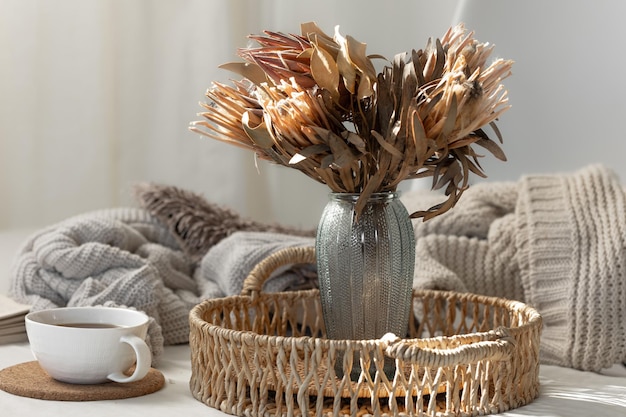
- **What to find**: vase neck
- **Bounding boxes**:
[328,192,399,203]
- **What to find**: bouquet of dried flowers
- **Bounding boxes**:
[190,22,512,219]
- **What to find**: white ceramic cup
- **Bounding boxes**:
[25,306,151,384]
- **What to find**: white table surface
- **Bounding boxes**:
[2,340,626,417]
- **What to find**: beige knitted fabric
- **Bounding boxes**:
[410,165,626,371]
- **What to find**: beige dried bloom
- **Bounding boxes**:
[191,22,513,219]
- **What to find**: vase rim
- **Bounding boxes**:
[328,191,400,201]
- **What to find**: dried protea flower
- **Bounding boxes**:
[221,23,379,111]
[191,22,513,220]
[237,30,315,88]
[190,80,269,158]
[374,24,513,219]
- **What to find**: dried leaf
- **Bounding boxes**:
[315,166,345,192]
[440,94,458,139]
[335,47,357,94]
[458,152,470,190]
[422,38,436,81]
[310,44,340,101]
[448,136,479,149]
[376,71,395,135]
[299,143,331,157]
[338,165,356,191]
[354,169,386,218]
[460,151,487,178]
[357,75,374,100]
[307,32,339,58]
[371,130,403,159]
[242,111,274,149]
[342,131,367,153]
[400,59,418,130]
[411,49,426,87]
[434,159,461,190]
[345,35,377,80]
[474,137,507,161]
[489,121,504,143]
[328,135,358,168]
[218,62,268,86]
[431,38,446,81]
[420,92,442,119]
[410,110,431,166]
[301,22,334,45]
[416,192,457,221]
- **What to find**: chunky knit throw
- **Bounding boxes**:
[408,164,626,371]
[9,208,315,363]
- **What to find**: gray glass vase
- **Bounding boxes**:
[315,192,415,380]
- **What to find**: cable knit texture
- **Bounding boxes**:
[9,208,315,364]
[410,165,626,371]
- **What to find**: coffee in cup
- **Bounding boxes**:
[25,306,151,384]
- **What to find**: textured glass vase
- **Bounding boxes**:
[315,192,415,379]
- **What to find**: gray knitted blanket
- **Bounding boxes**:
[9,208,314,362]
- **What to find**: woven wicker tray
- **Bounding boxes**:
[189,246,542,416]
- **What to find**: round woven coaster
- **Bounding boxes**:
[0,361,165,401]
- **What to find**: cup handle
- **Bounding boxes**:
[107,334,152,383]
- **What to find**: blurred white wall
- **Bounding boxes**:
[0,0,459,230]
[453,0,626,184]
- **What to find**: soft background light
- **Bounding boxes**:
[3,0,625,231]
[453,0,626,186]
[0,0,457,230]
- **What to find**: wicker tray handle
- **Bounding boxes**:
[382,327,515,367]
[240,246,316,297]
